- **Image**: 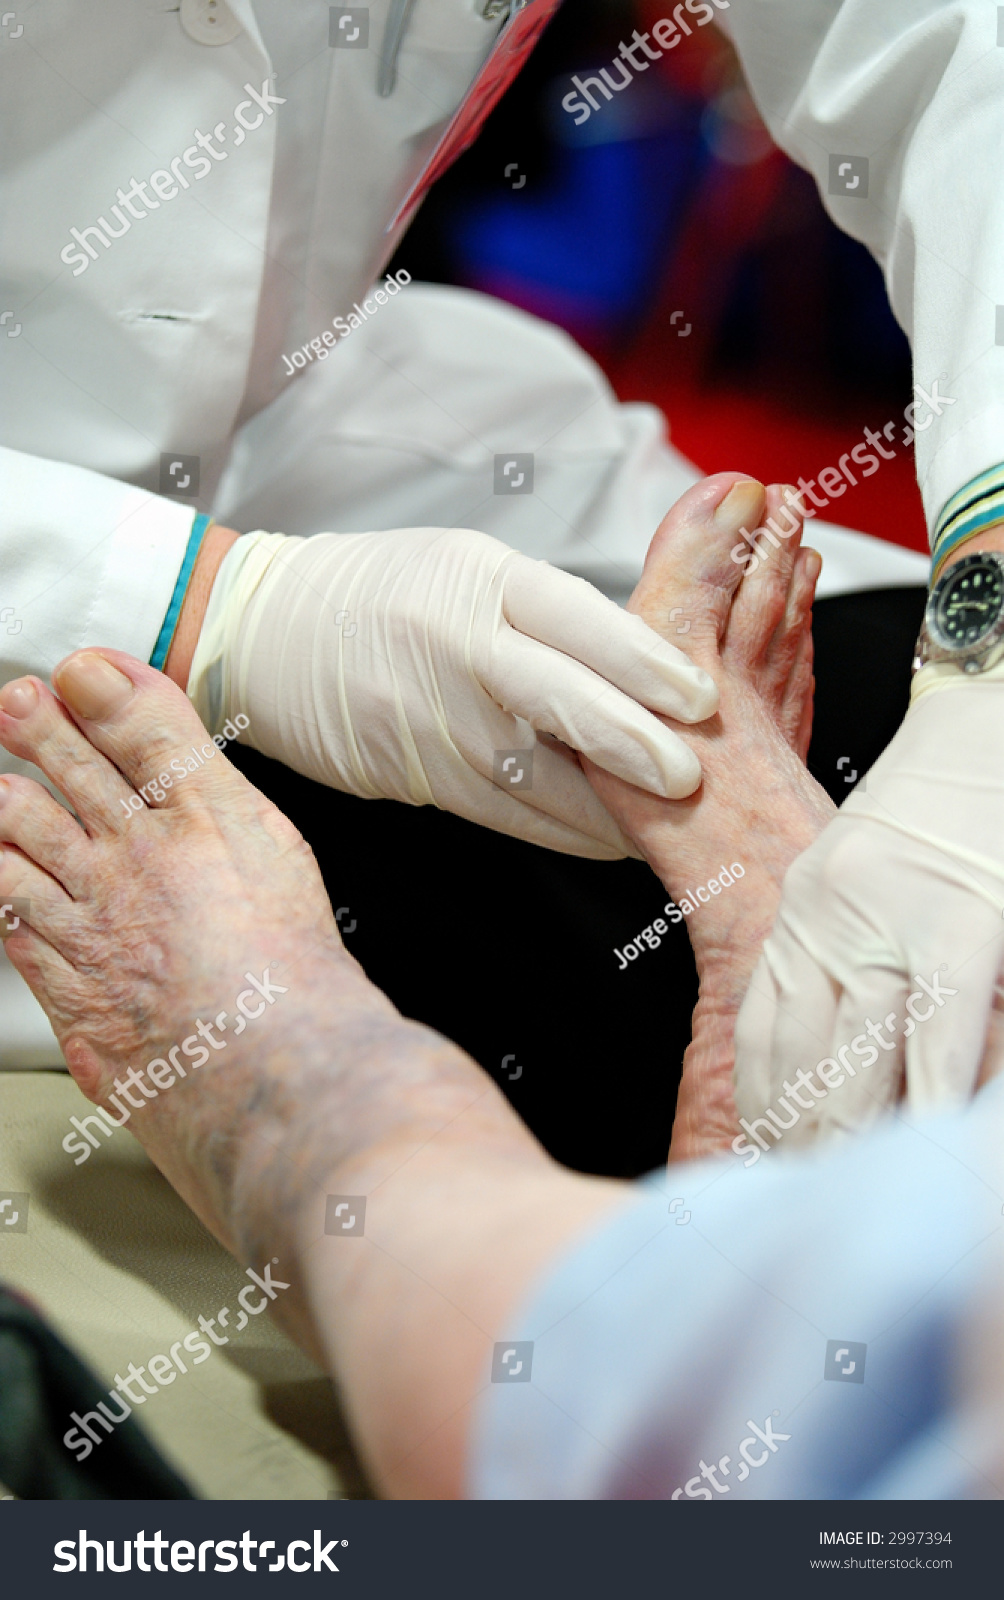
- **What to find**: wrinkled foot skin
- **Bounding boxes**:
[0,651,385,1259]
[585,473,837,1162]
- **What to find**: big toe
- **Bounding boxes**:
[629,474,767,665]
[51,649,248,819]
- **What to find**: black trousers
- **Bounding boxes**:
[228,588,926,1180]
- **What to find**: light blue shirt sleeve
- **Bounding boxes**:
[470,1081,1004,1500]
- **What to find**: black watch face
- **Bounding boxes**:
[933,558,1004,650]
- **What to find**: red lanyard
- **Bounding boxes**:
[388,0,564,233]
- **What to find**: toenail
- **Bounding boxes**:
[54,653,134,721]
[0,778,9,807]
[0,679,39,719]
[714,480,765,531]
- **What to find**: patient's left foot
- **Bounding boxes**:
[585,473,836,1161]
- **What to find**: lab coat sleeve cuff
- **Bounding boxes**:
[0,446,197,683]
[931,459,1004,579]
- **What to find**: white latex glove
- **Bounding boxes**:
[188,527,718,859]
[734,661,1004,1146]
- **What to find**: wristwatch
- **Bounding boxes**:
[913,550,1004,675]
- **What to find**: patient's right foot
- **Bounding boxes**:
[0,653,386,1256]
[585,473,837,1161]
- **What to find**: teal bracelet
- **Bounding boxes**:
[150,514,213,672]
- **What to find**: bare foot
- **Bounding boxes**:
[0,653,388,1276]
[585,473,837,1161]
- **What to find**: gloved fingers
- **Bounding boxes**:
[499,555,719,724]
[905,933,1004,1111]
[433,762,634,860]
[765,935,840,1075]
[434,691,643,857]
[496,729,644,856]
[812,967,913,1140]
[484,626,702,799]
[418,689,639,857]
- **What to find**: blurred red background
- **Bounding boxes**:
[391,0,928,554]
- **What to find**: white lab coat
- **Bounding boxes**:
[0,0,929,1067]
[717,0,1002,535]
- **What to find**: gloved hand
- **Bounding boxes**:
[187,526,719,858]
[734,661,1004,1145]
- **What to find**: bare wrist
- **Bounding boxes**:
[164,523,241,691]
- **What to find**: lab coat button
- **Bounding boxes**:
[179,0,243,46]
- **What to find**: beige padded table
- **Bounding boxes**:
[0,1071,371,1499]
